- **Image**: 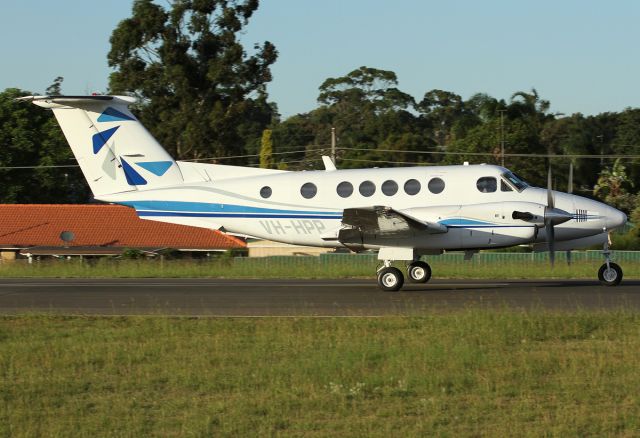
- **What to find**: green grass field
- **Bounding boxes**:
[0,255,639,280]
[2,311,640,436]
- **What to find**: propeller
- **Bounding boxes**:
[544,167,574,266]
[512,167,573,267]
[566,162,573,266]
[546,167,556,266]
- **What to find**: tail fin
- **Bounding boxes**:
[20,95,183,197]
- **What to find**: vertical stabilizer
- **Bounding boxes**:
[20,95,183,197]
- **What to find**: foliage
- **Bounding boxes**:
[0,86,90,203]
[593,159,636,213]
[120,248,146,259]
[258,128,272,168]
[107,0,278,161]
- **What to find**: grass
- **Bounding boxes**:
[1,311,640,436]
[0,255,638,279]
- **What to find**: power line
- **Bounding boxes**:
[339,147,640,160]
[340,158,437,166]
[0,164,80,170]
[1,148,640,171]
[181,146,330,162]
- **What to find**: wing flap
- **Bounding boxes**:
[341,206,447,236]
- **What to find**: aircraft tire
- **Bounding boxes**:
[377,267,404,292]
[598,262,623,286]
[407,261,432,283]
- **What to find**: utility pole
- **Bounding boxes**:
[568,161,573,194]
[498,109,506,167]
[330,127,336,164]
[597,134,604,165]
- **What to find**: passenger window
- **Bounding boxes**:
[404,179,421,195]
[336,181,353,198]
[300,182,317,199]
[501,180,513,192]
[381,180,398,196]
[359,181,376,197]
[476,177,497,193]
[260,186,272,198]
[428,177,445,194]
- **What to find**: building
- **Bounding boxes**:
[246,239,332,257]
[0,204,245,261]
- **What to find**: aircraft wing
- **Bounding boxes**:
[341,206,447,236]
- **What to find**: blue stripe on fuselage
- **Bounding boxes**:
[121,200,343,217]
[137,211,342,219]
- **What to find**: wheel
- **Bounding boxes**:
[598,262,623,286]
[407,261,432,283]
[377,267,404,292]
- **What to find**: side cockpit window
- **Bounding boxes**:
[476,177,497,193]
[500,180,513,192]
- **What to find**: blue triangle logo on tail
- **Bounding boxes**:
[92,126,119,154]
[98,107,135,123]
[135,161,173,176]
[120,157,147,186]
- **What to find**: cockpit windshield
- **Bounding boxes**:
[501,171,529,192]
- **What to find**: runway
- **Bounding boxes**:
[0,278,639,315]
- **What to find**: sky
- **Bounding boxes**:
[1,0,639,118]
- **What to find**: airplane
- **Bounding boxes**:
[19,95,628,291]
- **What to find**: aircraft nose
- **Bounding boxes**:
[605,207,627,230]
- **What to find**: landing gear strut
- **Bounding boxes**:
[598,239,623,286]
[376,259,432,291]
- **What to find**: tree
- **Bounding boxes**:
[259,128,272,169]
[315,67,421,168]
[107,0,278,161]
[318,66,414,113]
[0,87,90,203]
[593,159,636,213]
[45,76,64,96]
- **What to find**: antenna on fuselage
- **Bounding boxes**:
[322,156,337,171]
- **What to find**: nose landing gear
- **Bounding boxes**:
[599,239,623,286]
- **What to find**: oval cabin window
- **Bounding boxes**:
[260,186,272,198]
[300,182,318,199]
[336,181,353,198]
[404,179,421,195]
[359,181,376,197]
[381,180,398,196]
[428,177,445,194]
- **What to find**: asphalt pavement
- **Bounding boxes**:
[0,278,639,315]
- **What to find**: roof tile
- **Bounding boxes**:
[0,204,245,249]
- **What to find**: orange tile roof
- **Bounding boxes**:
[0,204,245,250]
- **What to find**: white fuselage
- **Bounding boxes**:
[102,163,626,252]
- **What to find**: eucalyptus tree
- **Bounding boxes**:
[108,0,278,161]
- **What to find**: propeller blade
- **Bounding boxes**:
[566,250,572,266]
[546,221,555,267]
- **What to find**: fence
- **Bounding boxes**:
[233,250,640,268]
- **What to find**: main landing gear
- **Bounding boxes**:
[376,260,432,291]
[598,240,623,286]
